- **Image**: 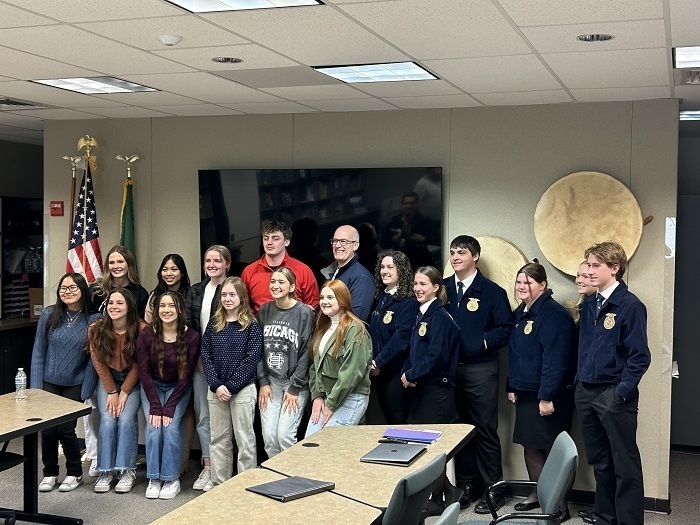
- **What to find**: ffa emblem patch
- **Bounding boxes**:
[466,298,480,312]
[383,311,394,324]
[524,320,534,335]
[603,313,616,330]
[418,322,428,337]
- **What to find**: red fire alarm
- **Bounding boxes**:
[49,201,64,216]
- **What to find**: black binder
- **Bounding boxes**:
[246,476,335,502]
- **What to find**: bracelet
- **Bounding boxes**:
[107,390,118,395]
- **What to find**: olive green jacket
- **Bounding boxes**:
[309,321,372,412]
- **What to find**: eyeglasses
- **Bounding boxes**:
[59,285,79,294]
[329,238,357,247]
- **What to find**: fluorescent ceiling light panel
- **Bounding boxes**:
[675,47,700,68]
[314,62,437,83]
[679,110,700,121]
[167,0,321,12]
[33,77,157,94]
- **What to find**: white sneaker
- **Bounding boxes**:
[145,479,162,499]
[193,466,211,490]
[159,479,180,500]
[58,475,83,492]
[94,472,113,493]
[202,480,213,492]
[39,476,57,492]
[115,469,136,493]
[88,459,99,477]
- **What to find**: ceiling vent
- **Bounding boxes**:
[0,97,47,110]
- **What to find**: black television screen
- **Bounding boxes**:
[198,167,443,279]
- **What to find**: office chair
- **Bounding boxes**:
[382,453,446,525]
[0,440,25,525]
[458,431,578,525]
[434,502,460,525]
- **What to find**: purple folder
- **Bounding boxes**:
[382,428,442,444]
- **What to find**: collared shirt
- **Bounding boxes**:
[419,297,437,315]
[598,280,620,305]
[454,270,478,292]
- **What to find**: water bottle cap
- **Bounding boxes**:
[18,368,24,371]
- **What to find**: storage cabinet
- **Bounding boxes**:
[0,319,37,394]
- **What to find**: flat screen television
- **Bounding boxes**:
[198,167,443,280]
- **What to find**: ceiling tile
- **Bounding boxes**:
[0,45,101,80]
[0,26,195,76]
[0,3,57,27]
[353,80,462,97]
[260,84,371,100]
[120,72,283,103]
[0,112,44,129]
[522,19,667,54]
[302,98,397,111]
[3,0,183,23]
[201,6,408,65]
[7,108,104,119]
[214,66,339,88]
[424,55,561,94]
[543,48,670,89]
[153,44,297,70]
[474,90,573,106]
[220,101,318,113]
[383,94,482,109]
[0,80,130,108]
[79,107,177,118]
[498,0,663,26]
[78,15,248,51]
[146,104,244,116]
[339,0,531,59]
[92,91,204,106]
[670,0,700,46]
[571,86,671,102]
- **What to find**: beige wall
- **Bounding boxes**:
[43,99,678,500]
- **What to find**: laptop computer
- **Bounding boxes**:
[360,443,428,467]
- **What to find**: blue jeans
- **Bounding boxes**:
[305,392,369,438]
[141,381,191,481]
[97,370,141,471]
[260,378,309,458]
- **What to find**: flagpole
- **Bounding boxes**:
[77,135,98,278]
[62,155,81,244]
[116,154,139,258]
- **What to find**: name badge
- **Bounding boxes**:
[603,313,616,330]
[383,311,394,324]
[523,320,533,335]
[418,322,428,337]
[466,298,480,312]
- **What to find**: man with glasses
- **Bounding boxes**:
[321,225,375,321]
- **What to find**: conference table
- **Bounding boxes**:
[262,424,475,509]
[0,389,91,525]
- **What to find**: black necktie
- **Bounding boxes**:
[596,293,603,313]
[457,281,464,306]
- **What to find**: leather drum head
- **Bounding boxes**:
[443,236,527,310]
[534,171,643,276]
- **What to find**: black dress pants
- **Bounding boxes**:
[454,360,503,490]
[575,382,644,525]
[41,382,84,477]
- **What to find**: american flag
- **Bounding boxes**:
[66,161,103,283]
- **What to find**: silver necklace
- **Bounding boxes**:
[66,310,81,328]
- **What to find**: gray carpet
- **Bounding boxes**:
[1,440,696,524]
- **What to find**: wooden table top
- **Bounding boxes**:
[262,424,474,509]
[0,389,91,441]
[150,467,381,525]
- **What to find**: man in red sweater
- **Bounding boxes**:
[242,220,319,312]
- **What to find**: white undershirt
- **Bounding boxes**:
[318,315,340,358]
[419,297,437,314]
[200,281,218,332]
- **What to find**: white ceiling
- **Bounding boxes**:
[0,0,697,145]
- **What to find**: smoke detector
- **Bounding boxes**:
[156,34,183,46]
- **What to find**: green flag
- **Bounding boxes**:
[119,177,136,258]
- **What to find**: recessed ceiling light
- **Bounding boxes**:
[680,110,700,121]
[212,57,243,64]
[167,0,322,13]
[32,76,157,94]
[313,62,438,83]
[576,34,614,42]
[675,46,700,68]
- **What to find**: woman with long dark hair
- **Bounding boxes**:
[305,280,372,437]
[137,291,199,500]
[370,250,418,424]
[145,254,191,324]
[89,288,147,493]
[31,272,100,493]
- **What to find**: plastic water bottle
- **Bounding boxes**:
[15,368,27,401]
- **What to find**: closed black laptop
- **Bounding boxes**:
[360,443,428,467]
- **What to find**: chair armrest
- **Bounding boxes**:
[483,480,537,519]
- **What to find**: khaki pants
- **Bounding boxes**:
[207,383,257,485]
